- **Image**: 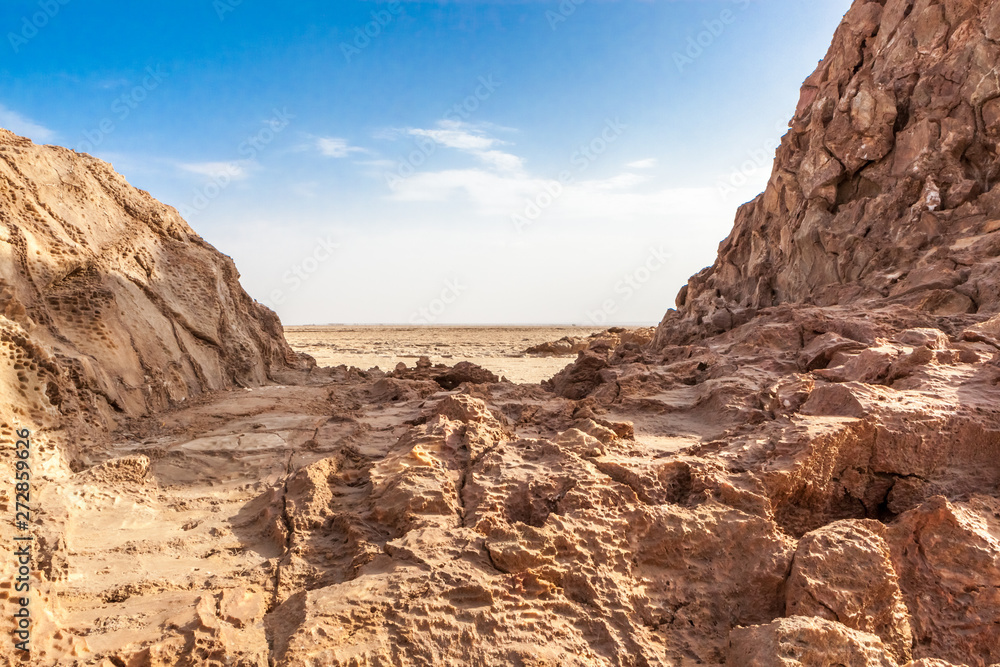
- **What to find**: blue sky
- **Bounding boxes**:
[1,0,852,325]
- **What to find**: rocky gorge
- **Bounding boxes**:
[3,0,1000,665]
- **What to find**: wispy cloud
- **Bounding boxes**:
[384,122,556,213]
[0,105,56,142]
[179,161,250,181]
[476,149,524,172]
[406,120,523,172]
[585,172,649,190]
[381,122,730,225]
[409,123,497,151]
[388,165,724,223]
[626,158,658,169]
[316,136,367,158]
[389,169,543,212]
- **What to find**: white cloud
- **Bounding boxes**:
[626,158,658,169]
[392,168,518,199]
[390,167,720,221]
[402,120,523,173]
[381,121,738,235]
[477,149,524,173]
[179,161,250,181]
[579,172,650,191]
[556,184,723,222]
[409,123,497,151]
[0,105,56,143]
[317,136,367,158]
[389,168,547,212]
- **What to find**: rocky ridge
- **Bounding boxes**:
[661,0,1000,344]
[31,302,1000,665]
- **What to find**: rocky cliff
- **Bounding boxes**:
[0,129,301,451]
[661,0,1000,344]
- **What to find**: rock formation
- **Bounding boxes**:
[0,128,302,449]
[0,129,304,663]
[10,0,1000,665]
[525,327,655,357]
[661,0,1000,344]
[550,1,1000,664]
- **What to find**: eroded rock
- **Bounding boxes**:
[786,520,912,663]
[888,496,1000,666]
[728,616,898,667]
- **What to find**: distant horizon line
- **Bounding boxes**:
[283,322,660,328]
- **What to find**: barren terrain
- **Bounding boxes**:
[283,325,607,385]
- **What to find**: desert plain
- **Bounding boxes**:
[283,326,608,384]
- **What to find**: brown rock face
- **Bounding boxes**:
[629,5,1000,657]
[0,129,302,443]
[785,520,913,663]
[889,495,1000,666]
[660,0,1000,344]
[728,616,898,667]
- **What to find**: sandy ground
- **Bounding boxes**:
[284,326,607,384]
[38,353,705,664]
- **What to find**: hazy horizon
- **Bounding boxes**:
[2,0,853,325]
[284,322,649,327]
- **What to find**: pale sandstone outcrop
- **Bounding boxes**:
[0,129,302,445]
[0,129,303,665]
